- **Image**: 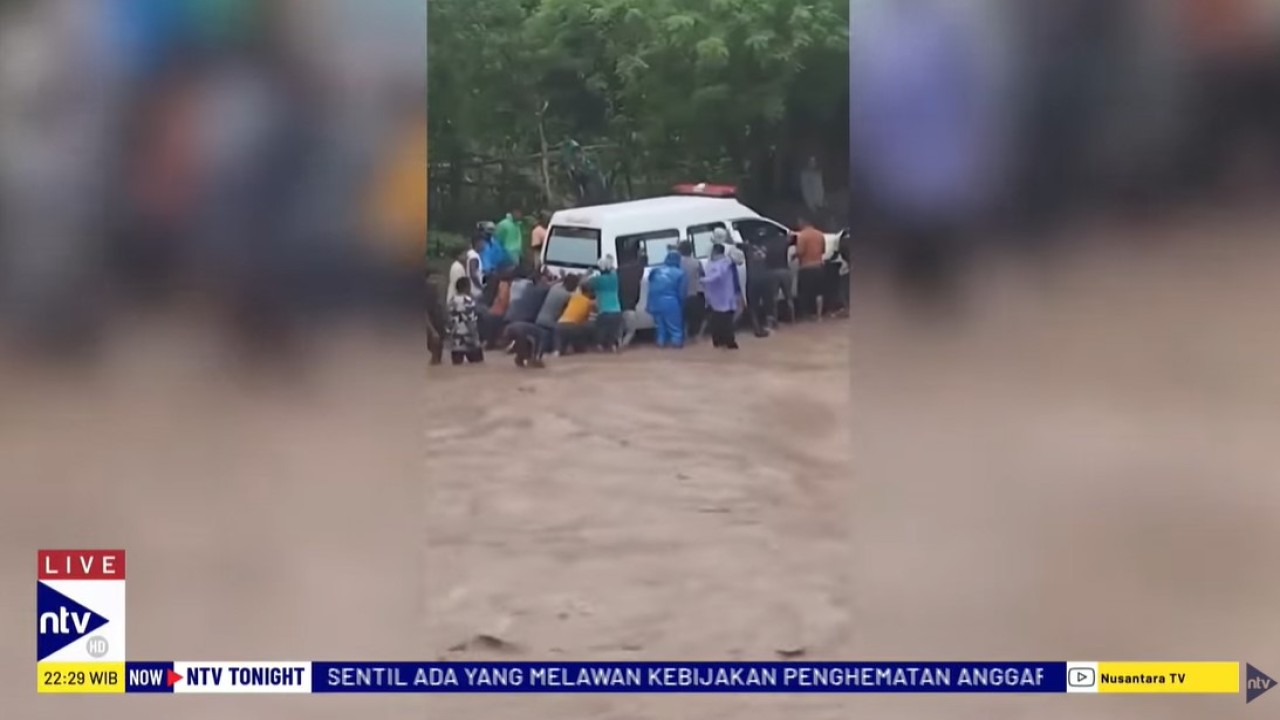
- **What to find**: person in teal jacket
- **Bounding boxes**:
[586,255,623,351]
[646,251,687,348]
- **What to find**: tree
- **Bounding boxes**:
[427,0,848,229]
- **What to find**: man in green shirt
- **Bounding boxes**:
[495,209,524,267]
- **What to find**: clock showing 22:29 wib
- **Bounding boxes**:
[40,670,89,687]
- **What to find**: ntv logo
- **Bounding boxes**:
[39,604,97,635]
[35,583,109,661]
[1247,664,1274,704]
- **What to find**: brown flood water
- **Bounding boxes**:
[423,323,853,718]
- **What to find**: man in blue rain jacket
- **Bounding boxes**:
[645,250,687,348]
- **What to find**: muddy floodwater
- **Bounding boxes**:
[423,324,853,717]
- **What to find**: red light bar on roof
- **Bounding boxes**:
[672,183,736,197]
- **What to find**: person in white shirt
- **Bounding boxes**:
[465,237,485,298]
[800,156,825,216]
[446,248,467,303]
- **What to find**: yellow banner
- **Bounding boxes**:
[1096,662,1239,694]
[37,662,126,694]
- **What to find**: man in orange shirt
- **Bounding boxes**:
[794,218,828,320]
[529,213,549,270]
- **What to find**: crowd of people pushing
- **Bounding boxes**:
[424,210,851,369]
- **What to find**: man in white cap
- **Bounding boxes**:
[725,242,749,322]
[701,241,740,350]
[584,254,623,351]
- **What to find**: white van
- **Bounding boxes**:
[543,195,819,330]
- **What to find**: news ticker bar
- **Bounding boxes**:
[36,661,1248,695]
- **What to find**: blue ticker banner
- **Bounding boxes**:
[308,661,1067,693]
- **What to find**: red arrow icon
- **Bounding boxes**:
[167,669,183,686]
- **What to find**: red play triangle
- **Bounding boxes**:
[167,669,183,686]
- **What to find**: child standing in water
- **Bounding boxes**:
[447,277,485,365]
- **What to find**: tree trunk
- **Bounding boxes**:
[447,150,466,243]
[537,101,554,207]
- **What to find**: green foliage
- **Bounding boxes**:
[424,255,454,279]
[428,0,848,228]
[426,230,470,261]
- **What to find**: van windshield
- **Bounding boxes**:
[543,226,601,269]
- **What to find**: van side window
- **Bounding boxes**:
[687,222,728,258]
[734,219,791,269]
[617,229,680,266]
[732,219,788,247]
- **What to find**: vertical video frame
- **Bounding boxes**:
[425,0,853,716]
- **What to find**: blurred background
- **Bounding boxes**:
[0,0,428,362]
[851,0,1280,304]
[0,1,427,718]
[850,1,1280,718]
